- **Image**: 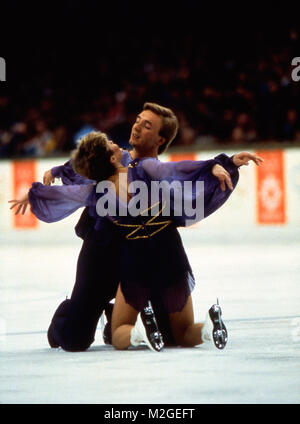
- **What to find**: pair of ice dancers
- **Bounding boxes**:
[10,102,263,352]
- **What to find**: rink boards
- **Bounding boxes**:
[0,147,300,237]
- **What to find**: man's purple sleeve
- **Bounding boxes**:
[141,154,239,226]
[213,153,239,174]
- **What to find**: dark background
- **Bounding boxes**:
[1,1,300,157]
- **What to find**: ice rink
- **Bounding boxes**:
[1,227,300,404]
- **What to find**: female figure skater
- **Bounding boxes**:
[9,131,263,352]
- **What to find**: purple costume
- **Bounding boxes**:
[29,153,239,313]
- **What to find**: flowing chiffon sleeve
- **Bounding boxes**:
[141,154,239,225]
[28,182,94,223]
[141,157,218,181]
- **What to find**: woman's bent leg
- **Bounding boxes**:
[111,285,138,350]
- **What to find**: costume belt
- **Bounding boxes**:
[112,201,172,240]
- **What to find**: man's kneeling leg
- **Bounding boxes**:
[47,299,97,352]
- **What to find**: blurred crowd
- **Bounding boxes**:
[1,17,300,158]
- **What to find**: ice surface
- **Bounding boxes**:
[1,228,300,404]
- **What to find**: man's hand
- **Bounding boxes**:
[232,152,264,167]
[8,193,29,215]
[212,164,233,191]
[43,169,55,185]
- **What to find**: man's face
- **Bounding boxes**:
[129,110,164,152]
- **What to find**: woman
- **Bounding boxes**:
[9,131,263,352]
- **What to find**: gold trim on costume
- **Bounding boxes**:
[128,162,138,168]
[113,201,172,240]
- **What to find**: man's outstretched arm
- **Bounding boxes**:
[212,152,264,191]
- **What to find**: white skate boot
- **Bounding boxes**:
[130,301,164,352]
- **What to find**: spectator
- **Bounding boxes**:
[231,113,257,144]
[1,22,299,157]
[20,119,53,157]
[282,109,300,140]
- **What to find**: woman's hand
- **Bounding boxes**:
[8,193,29,215]
[43,169,55,185]
[232,152,264,167]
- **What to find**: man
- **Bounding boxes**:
[41,102,261,351]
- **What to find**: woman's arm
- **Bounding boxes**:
[9,183,94,223]
[43,160,95,186]
[43,150,133,186]
[9,193,30,215]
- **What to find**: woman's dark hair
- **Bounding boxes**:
[72,131,116,182]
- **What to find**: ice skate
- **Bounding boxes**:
[100,302,114,345]
[201,299,228,350]
[130,301,164,352]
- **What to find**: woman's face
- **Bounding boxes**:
[107,140,123,164]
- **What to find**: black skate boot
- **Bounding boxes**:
[131,301,164,352]
[102,302,114,345]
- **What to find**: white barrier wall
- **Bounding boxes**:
[1,148,300,242]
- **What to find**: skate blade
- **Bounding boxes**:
[141,302,164,352]
[209,304,228,350]
[149,331,164,352]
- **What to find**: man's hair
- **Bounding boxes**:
[72,131,115,182]
[143,102,179,154]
